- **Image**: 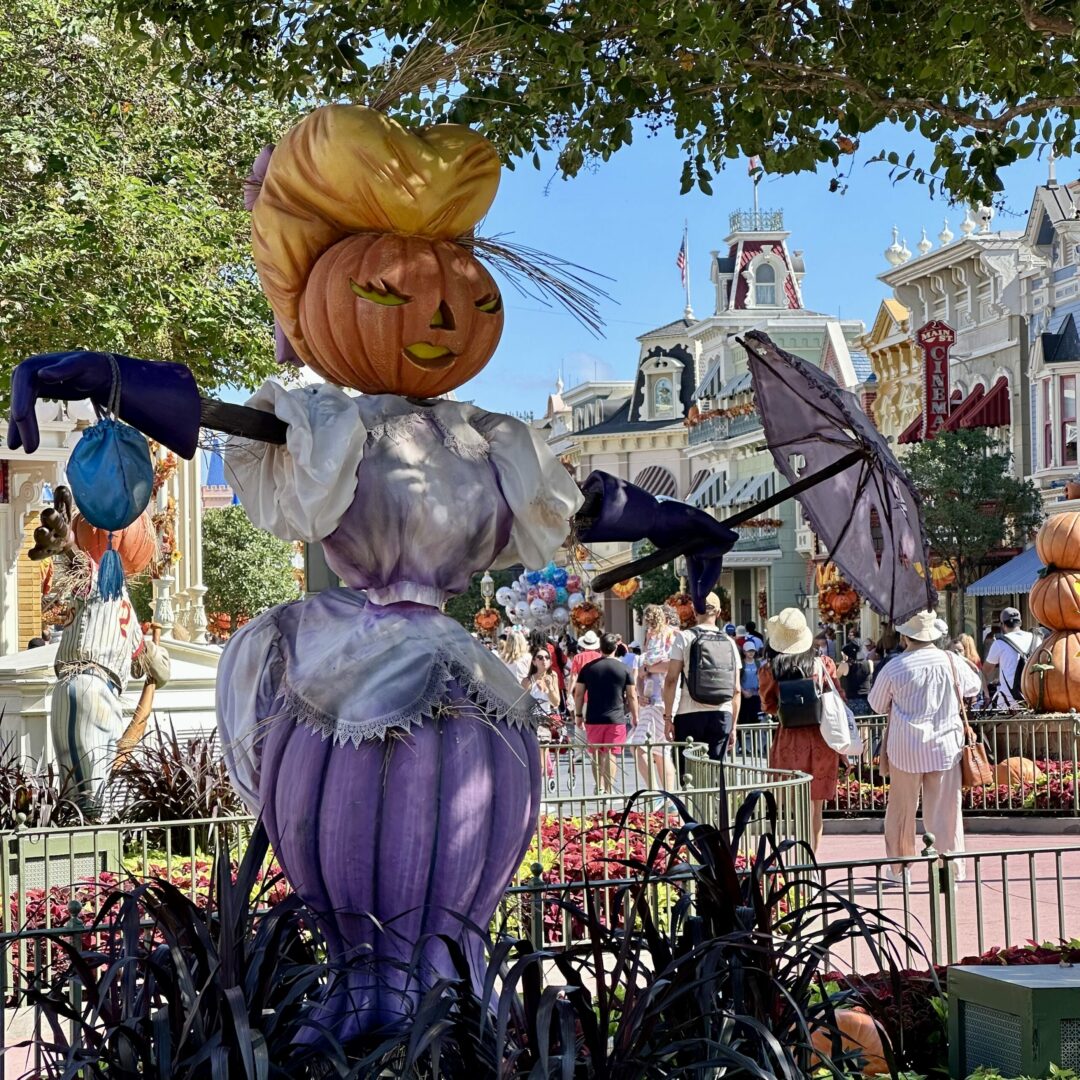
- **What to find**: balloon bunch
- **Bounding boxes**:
[495,561,585,637]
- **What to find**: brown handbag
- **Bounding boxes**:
[948,654,994,789]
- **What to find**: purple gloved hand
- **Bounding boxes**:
[7,352,201,459]
[578,471,737,612]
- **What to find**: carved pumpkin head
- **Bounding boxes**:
[299,232,504,397]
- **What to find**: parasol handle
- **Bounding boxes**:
[590,448,867,594]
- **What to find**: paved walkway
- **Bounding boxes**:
[815,831,1080,974]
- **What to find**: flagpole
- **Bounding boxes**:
[683,220,694,319]
[752,166,760,218]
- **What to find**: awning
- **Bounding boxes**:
[957,376,1010,429]
[966,546,1044,597]
[943,383,986,431]
[633,464,677,499]
[689,470,726,509]
[719,472,771,508]
[718,370,753,398]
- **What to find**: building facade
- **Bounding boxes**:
[684,208,866,624]
[877,211,1029,474]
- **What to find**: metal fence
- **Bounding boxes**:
[733,712,1080,815]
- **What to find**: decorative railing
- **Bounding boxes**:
[728,208,784,232]
[686,412,763,446]
[733,524,781,551]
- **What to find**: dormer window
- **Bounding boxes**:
[653,378,673,416]
[755,264,777,306]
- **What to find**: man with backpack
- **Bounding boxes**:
[662,592,742,771]
[982,607,1038,707]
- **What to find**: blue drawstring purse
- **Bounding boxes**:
[66,356,154,600]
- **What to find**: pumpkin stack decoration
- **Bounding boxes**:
[1023,512,1080,710]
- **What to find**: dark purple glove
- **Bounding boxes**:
[578,471,737,613]
[7,352,201,459]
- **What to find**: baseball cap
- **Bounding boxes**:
[703,591,722,613]
[724,623,737,635]
[742,642,758,654]
[1001,606,1022,623]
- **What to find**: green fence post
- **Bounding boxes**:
[528,862,545,951]
[67,900,83,1050]
[923,833,942,966]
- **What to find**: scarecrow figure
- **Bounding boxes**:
[7,105,734,1037]
[31,488,170,818]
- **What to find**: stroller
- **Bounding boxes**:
[538,712,588,794]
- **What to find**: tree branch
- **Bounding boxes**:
[1018,0,1075,36]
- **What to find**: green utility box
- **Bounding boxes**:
[949,965,1080,1078]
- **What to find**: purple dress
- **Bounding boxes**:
[218,381,582,1036]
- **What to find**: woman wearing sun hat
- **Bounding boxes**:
[759,606,840,852]
[868,609,981,885]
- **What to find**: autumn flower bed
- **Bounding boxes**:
[8,856,289,986]
[827,759,1079,815]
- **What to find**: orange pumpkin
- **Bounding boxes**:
[1030,569,1080,630]
[810,1008,888,1077]
[1035,512,1080,570]
[992,756,1045,786]
[73,512,156,576]
[1020,629,1080,712]
[298,232,504,397]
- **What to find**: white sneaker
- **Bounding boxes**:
[881,867,911,887]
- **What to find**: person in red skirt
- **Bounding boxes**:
[759,607,841,853]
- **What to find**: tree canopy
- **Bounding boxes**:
[0,0,296,402]
[902,428,1043,619]
[108,0,1080,204]
[202,505,300,632]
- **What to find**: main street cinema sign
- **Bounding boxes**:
[917,320,956,440]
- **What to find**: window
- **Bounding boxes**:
[1062,375,1077,466]
[1044,380,1054,469]
[754,263,777,306]
[653,377,673,414]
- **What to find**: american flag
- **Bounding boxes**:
[676,235,687,285]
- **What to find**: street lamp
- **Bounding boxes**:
[480,570,494,609]
[581,561,596,598]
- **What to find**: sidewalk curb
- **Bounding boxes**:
[826,816,1080,836]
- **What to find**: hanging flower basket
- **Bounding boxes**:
[610,577,640,601]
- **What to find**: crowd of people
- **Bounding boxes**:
[485,598,1043,872]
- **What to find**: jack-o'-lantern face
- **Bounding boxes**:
[298,232,504,396]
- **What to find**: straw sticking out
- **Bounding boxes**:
[463,234,614,336]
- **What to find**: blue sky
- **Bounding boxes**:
[456,126,1056,415]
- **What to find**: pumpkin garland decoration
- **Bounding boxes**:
[665,592,697,629]
[570,600,602,632]
[473,607,501,636]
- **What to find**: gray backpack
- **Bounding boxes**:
[684,628,737,706]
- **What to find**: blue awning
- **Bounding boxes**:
[966,546,1044,597]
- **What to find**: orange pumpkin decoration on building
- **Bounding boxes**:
[1035,511,1080,569]
[1030,568,1080,630]
[299,232,504,397]
[72,511,156,577]
[810,1008,889,1077]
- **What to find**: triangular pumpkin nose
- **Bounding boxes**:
[429,301,456,330]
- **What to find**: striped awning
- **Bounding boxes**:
[633,465,677,499]
[897,388,964,444]
[689,470,726,509]
[719,472,771,508]
[718,370,753,398]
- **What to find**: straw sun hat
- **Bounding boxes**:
[895,610,943,642]
[577,630,601,649]
[765,608,813,655]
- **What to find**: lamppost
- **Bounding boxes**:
[480,570,494,609]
